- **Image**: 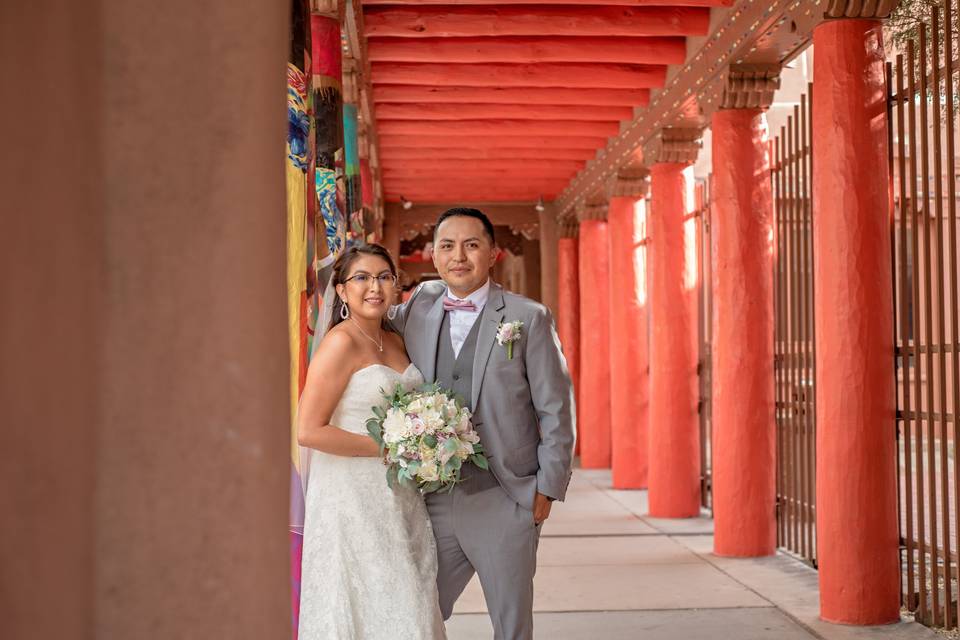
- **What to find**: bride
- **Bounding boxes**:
[297,244,446,639]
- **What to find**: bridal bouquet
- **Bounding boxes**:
[367,383,488,494]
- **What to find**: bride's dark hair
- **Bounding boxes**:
[328,243,399,332]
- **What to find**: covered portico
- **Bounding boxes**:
[3,0,949,638]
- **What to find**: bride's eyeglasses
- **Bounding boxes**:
[344,271,398,287]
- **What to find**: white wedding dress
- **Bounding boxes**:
[299,363,447,640]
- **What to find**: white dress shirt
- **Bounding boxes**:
[446,279,490,358]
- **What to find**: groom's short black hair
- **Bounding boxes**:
[434,207,496,245]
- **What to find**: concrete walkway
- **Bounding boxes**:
[447,469,937,640]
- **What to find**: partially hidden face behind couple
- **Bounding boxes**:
[296,208,576,640]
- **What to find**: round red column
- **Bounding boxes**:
[648,163,700,517]
[710,108,776,556]
[558,224,581,455]
[608,175,650,489]
[578,203,612,469]
[812,19,899,625]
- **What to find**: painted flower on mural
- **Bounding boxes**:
[287,107,309,170]
[317,167,346,256]
[286,64,310,171]
[496,321,524,360]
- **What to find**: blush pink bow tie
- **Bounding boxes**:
[443,298,477,312]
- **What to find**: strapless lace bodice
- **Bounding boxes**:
[298,363,446,640]
[330,363,422,435]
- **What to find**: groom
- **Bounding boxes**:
[391,207,575,639]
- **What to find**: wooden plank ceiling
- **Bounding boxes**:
[363,0,728,204]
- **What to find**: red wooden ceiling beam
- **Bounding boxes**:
[386,177,576,188]
[386,187,560,198]
[376,103,633,122]
[367,36,686,65]
[386,183,565,192]
[387,193,564,204]
[378,119,619,137]
[385,174,568,184]
[386,175,564,181]
[372,62,666,89]
[386,194,553,204]
[374,85,649,106]
[380,134,607,149]
[382,159,584,172]
[365,0,729,5]
[364,6,710,38]
[385,181,570,193]
[380,147,596,162]
[383,167,580,177]
[383,169,579,181]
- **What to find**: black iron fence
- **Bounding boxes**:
[694,180,713,514]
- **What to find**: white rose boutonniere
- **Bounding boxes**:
[496,321,524,360]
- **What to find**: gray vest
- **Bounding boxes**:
[436,312,498,492]
[435,311,482,411]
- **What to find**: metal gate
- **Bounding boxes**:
[772,88,818,568]
[889,1,960,628]
[695,180,713,514]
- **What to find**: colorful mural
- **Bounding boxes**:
[287,1,312,637]
[343,103,364,243]
[311,13,347,254]
[288,9,349,639]
[360,158,380,241]
[317,166,346,258]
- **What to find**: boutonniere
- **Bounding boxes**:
[496,321,524,360]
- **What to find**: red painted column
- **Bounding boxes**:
[648,162,700,517]
[557,223,581,455]
[812,19,899,625]
[710,108,776,556]
[578,203,612,468]
[608,172,650,488]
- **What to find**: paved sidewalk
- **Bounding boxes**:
[447,469,936,640]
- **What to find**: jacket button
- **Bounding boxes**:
[453,374,460,381]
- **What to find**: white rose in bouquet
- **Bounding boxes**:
[382,410,410,444]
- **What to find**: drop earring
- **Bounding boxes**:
[387,305,398,321]
[340,300,350,320]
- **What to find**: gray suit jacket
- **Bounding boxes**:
[392,280,575,510]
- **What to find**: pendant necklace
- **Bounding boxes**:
[350,316,383,352]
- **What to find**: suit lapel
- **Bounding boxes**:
[471,283,505,408]
[421,293,446,383]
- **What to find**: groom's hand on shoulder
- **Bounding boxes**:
[533,492,553,525]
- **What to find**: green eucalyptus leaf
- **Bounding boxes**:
[385,466,396,489]
[367,422,383,445]
[470,454,489,470]
[442,438,460,455]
